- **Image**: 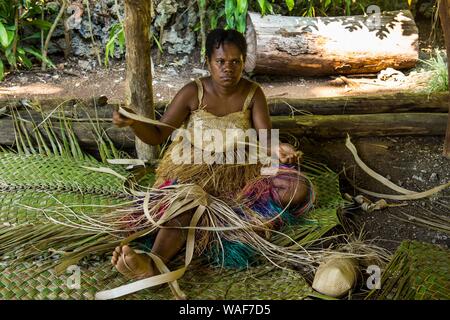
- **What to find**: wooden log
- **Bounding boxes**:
[268,92,449,115]
[245,10,419,76]
[271,113,448,139]
[124,0,156,160]
[2,91,448,122]
[0,96,109,111]
[1,113,447,149]
[439,0,450,157]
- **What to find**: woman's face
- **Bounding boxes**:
[208,42,244,88]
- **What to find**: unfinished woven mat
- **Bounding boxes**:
[0,151,343,299]
[368,240,450,300]
[0,262,313,300]
[0,107,346,299]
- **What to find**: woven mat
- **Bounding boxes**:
[369,241,450,300]
[0,262,313,300]
[0,152,343,300]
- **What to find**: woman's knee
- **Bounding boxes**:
[164,209,194,228]
[272,176,309,207]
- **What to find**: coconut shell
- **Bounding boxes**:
[312,257,358,298]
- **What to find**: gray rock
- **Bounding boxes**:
[164,26,196,55]
[154,0,179,28]
[429,173,439,182]
[166,67,178,76]
[78,60,92,71]
[192,68,209,76]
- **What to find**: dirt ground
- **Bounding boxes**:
[0,55,436,103]
[305,136,450,253]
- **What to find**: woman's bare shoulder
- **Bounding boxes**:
[178,80,199,96]
[172,80,202,110]
[240,77,256,88]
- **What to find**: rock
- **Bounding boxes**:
[154,0,179,28]
[377,68,406,82]
[429,173,439,182]
[163,26,196,55]
[412,175,425,183]
[192,68,209,76]
[166,67,178,76]
[78,60,92,71]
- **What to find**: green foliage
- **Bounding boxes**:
[206,0,415,34]
[422,50,449,93]
[104,22,125,67]
[0,0,55,81]
[0,0,424,74]
[104,21,163,67]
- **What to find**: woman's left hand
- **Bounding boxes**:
[277,143,303,164]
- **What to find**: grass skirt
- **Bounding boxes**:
[135,164,316,269]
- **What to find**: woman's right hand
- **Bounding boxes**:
[112,109,135,128]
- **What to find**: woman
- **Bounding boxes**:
[110,29,315,281]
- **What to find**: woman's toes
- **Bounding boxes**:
[112,245,153,279]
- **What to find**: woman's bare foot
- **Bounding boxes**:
[111,245,155,279]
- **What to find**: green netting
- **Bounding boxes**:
[368,241,450,300]
[0,262,313,300]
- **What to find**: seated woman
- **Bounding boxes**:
[110,29,315,281]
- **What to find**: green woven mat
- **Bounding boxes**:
[0,152,128,196]
[0,189,125,225]
[0,262,313,300]
[272,165,344,246]
[368,241,450,300]
[0,151,344,299]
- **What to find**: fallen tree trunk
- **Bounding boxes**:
[245,10,419,76]
[0,96,109,111]
[268,92,449,115]
[1,113,446,149]
[271,113,448,139]
[3,92,448,117]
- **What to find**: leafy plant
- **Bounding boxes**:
[104,21,163,67]
[0,0,55,81]
[104,22,125,67]
[422,49,448,93]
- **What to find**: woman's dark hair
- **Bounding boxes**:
[205,29,247,61]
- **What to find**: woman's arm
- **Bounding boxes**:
[251,86,272,132]
[113,82,197,145]
[251,86,301,164]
